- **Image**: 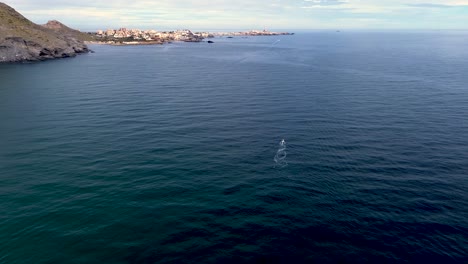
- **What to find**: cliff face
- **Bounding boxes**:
[0,2,89,63]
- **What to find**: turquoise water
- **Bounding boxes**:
[1,32,467,263]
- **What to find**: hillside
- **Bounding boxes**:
[0,2,89,62]
[42,20,94,42]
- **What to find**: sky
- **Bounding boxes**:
[4,0,468,31]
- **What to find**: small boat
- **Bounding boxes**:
[207,40,214,43]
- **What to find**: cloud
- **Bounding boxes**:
[303,0,349,6]
[407,3,457,8]
[3,0,468,30]
[301,0,352,10]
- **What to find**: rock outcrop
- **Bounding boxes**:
[0,2,89,63]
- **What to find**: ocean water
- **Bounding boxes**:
[0,32,467,263]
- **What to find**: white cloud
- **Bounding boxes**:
[3,0,468,30]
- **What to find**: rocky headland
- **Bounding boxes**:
[0,2,89,63]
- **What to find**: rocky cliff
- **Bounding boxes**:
[0,2,89,63]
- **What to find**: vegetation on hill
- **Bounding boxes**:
[0,2,89,62]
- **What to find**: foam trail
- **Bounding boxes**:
[274,139,288,168]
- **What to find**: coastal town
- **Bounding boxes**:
[89,28,294,45]
[1,1,294,62]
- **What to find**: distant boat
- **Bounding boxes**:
[227,36,234,38]
[207,40,214,43]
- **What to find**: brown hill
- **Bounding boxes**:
[0,2,89,62]
[42,20,93,42]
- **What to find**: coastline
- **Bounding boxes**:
[85,40,164,46]
[1,2,294,62]
[86,29,294,46]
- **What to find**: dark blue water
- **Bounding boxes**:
[1,32,467,263]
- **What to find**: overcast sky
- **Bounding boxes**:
[4,0,468,31]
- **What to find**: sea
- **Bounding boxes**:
[0,32,467,263]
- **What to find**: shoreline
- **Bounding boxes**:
[85,40,165,46]
[87,30,294,46]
